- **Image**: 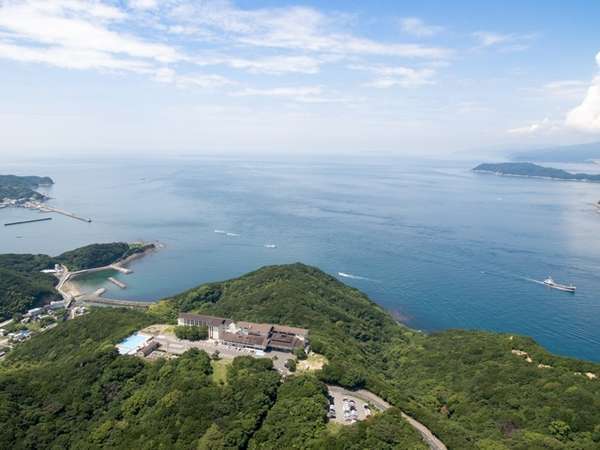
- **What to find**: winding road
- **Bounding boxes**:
[327,385,447,450]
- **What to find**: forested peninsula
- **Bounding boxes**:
[0,175,54,202]
[473,162,600,182]
[1,258,599,449]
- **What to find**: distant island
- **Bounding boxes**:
[0,174,54,204]
[473,162,600,182]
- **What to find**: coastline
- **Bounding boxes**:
[473,168,600,183]
[61,242,162,303]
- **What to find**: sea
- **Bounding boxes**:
[2,156,600,362]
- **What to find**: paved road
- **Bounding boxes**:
[327,385,447,450]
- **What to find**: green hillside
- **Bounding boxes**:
[153,263,600,449]
[1,261,599,449]
[0,174,53,201]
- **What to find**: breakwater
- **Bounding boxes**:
[108,277,127,289]
[4,217,52,226]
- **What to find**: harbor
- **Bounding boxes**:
[3,200,93,223]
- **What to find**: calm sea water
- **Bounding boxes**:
[2,156,600,362]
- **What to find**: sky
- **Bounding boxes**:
[1,0,599,157]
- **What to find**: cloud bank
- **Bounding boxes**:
[566,52,600,132]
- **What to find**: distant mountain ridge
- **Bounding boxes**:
[473,162,600,182]
[511,141,600,163]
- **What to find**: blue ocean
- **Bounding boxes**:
[2,156,600,361]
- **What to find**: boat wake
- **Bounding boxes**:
[522,277,546,286]
[337,272,378,282]
[481,270,566,288]
[214,230,240,237]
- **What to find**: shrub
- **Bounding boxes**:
[285,359,297,372]
[174,325,208,341]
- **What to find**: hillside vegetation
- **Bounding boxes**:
[1,261,599,449]
[153,263,600,449]
[0,307,424,449]
[0,174,53,201]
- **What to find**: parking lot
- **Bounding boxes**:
[327,386,373,424]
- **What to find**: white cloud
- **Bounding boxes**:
[565,52,600,133]
[566,77,600,132]
[0,40,153,71]
[197,55,323,75]
[543,80,588,100]
[170,1,452,59]
[154,67,234,88]
[352,64,436,88]
[0,0,182,65]
[399,17,443,37]
[128,0,158,11]
[153,67,176,83]
[472,31,536,51]
[508,117,561,135]
[175,73,234,89]
[231,85,353,103]
[0,0,242,90]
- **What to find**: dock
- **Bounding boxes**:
[108,277,127,289]
[5,217,52,226]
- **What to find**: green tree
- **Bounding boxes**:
[174,325,208,341]
[548,420,571,441]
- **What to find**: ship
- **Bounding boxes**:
[543,276,576,293]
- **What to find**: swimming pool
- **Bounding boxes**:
[117,332,150,355]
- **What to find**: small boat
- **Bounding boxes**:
[543,276,576,293]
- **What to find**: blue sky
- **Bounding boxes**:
[1,0,599,156]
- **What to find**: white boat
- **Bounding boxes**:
[543,276,576,293]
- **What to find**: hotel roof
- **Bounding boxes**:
[179,313,232,327]
[237,321,273,335]
[221,331,269,349]
[272,324,309,337]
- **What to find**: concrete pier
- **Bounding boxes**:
[108,277,127,289]
[111,265,133,274]
[38,204,92,222]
